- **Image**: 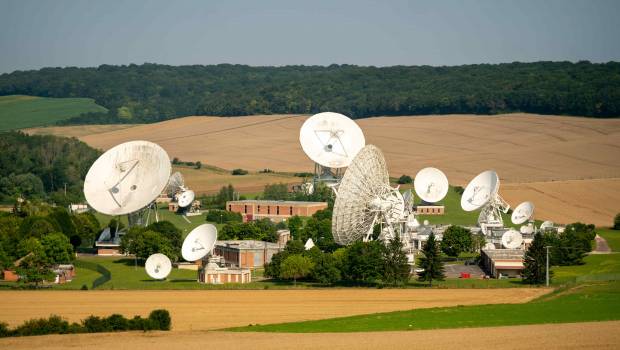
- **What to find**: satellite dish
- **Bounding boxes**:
[423,219,430,226]
[511,201,535,225]
[166,171,185,197]
[460,170,498,211]
[332,145,404,245]
[84,141,171,216]
[414,167,449,203]
[145,253,172,280]
[520,225,534,234]
[483,242,496,250]
[299,112,365,168]
[540,221,554,231]
[406,214,420,229]
[501,229,523,249]
[304,238,315,250]
[177,190,195,208]
[402,189,414,213]
[182,224,217,261]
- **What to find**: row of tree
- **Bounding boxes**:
[1,62,618,124]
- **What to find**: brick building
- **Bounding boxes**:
[226,200,328,222]
[214,240,284,269]
[415,205,445,215]
[481,249,525,278]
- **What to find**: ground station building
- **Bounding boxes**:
[226,200,328,222]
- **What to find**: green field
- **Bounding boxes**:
[228,281,620,332]
[0,95,107,131]
[598,228,620,251]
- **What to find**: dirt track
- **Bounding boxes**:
[24,114,620,226]
[0,288,549,331]
[1,321,618,350]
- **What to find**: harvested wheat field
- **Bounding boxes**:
[24,113,620,226]
[0,288,549,331]
[1,321,618,350]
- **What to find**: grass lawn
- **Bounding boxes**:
[552,253,620,285]
[0,95,107,131]
[227,281,620,332]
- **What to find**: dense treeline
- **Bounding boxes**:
[0,131,101,205]
[1,62,618,124]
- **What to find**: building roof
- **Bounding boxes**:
[226,200,327,206]
[482,249,524,260]
[216,240,283,250]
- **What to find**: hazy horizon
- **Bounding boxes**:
[1,0,620,74]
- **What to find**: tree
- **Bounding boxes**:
[279,254,314,285]
[146,221,183,250]
[195,161,202,169]
[263,183,289,200]
[523,232,550,284]
[614,213,620,230]
[417,232,445,286]
[441,225,473,257]
[287,216,303,240]
[382,234,410,285]
[40,233,74,264]
[120,229,177,261]
[309,252,341,284]
[16,238,53,287]
[342,241,384,284]
[397,175,412,184]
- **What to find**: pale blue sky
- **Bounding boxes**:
[0,0,619,73]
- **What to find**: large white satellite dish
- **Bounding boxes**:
[520,225,534,234]
[145,253,172,280]
[84,141,171,216]
[299,112,365,169]
[460,170,498,212]
[332,145,404,245]
[177,190,195,208]
[166,171,185,197]
[511,201,534,225]
[182,224,217,262]
[414,167,449,203]
[501,229,523,249]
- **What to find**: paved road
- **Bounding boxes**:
[593,234,612,254]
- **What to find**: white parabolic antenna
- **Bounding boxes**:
[460,170,498,211]
[484,242,496,250]
[332,145,404,245]
[177,190,195,208]
[511,201,535,225]
[540,221,554,231]
[299,112,365,168]
[414,167,449,203]
[305,238,315,250]
[84,141,171,216]
[182,224,217,261]
[520,225,534,234]
[145,253,172,279]
[501,229,523,249]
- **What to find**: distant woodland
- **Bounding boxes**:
[0,132,100,205]
[0,61,618,124]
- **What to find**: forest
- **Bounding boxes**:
[0,131,100,205]
[0,61,618,124]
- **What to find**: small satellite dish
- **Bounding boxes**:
[483,242,496,250]
[520,225,534,234]
[406,214,420,229]
[511,201,535,225]
[332,145,404,245]
[145,253,172,280]
[423,219,430,226]
[182,224,217,261]
[304,238,315,250]
[414,167,449,203]
[540,221,554,231]
[84,141,171,216]
[501,229,523,249]
[460,170,498,212]
[177,190,195,208]
[299,112,365,168]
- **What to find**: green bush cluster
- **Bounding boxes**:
[232,168,248,175]
[0,309,171,338]
[206,209,242,223]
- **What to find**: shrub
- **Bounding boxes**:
[614,213,620,230]
[149,309,171,330]
[397,175,412,184]
[12,315,70,337]
[105,314,129,331]
[0,322,10,337]
[82,315,108,333]
[206,209,242,223]
[232,168,248,175]
[453,186,465,195]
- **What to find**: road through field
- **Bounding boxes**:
[0,288,549,331]
[1,321,618,350]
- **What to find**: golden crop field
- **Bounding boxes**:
[24,113,620,226]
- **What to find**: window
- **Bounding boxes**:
[277,206,280,215]
[244,205,247,214]
[289,206,293,215]
[267,206,270,214]
[228,205,231,211]
[258,205,261,212]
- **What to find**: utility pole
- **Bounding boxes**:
[545,245,551,287]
